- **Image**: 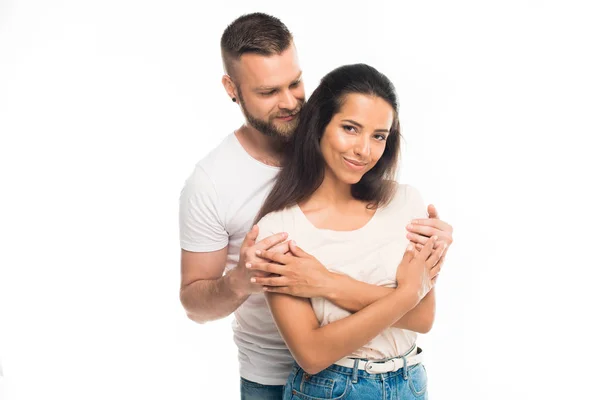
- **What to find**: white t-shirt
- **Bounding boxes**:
[179,133,292,385]
[256,184,428,361]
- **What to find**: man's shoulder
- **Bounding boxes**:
[181,133,237,195]
[182,131,279,211]
[194,133,237,176]
[186,133,247,186]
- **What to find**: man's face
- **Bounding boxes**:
[233,44,305,140]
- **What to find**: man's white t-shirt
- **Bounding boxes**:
[179,133,292,385]
[256,184,428,361]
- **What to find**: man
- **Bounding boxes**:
[179,13,454,399]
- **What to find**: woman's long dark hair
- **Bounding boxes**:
[254,63,401,224]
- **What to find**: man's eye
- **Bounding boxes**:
[261,91,276,96]
[290,81,301,88]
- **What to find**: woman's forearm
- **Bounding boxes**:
[288,288,420,375]
[326,274,435,333]
[392,289,435,333]
[325,273,390,311]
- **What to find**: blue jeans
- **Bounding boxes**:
[240,377,284,400]
[283,360,428,400]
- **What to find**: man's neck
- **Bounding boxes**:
[235,125,285,167]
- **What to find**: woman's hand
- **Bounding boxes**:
[247,241,335,298]
[396,236,447,300]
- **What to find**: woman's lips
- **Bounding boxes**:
[343,157,368,171]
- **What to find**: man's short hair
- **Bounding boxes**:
[220,13,293,77]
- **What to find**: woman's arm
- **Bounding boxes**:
[251,241,442,333]
[395,289,435,332]
[266,286,419,375]
[266,237,443,375]
[328,274,435,333]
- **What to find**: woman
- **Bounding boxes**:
[253,64,446,399]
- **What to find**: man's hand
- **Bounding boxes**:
[227,225,290,296]
[406,204,453,248]
[247,241,335,298]
[406,204,453,277]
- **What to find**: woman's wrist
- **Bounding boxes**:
[323,271,346,302]
[393,283,421,309]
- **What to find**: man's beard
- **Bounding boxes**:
[238,92,303,141]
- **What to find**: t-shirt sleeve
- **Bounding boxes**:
[179,165,229,252]
[405,184,429,220]
[255,211,280,243]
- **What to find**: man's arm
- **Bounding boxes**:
[180,246,247,324]
[179,164,248,323]
[179,227,290,324]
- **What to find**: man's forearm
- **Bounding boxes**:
[180,271,249,324]
[326,274,435,333]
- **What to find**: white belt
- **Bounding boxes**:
[333,346,423,374]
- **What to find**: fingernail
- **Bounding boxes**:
[291,240,296,246]
[250,278,256,283]
[407,224,413,230]
[246,263,252,268]
[407,243,413,251]
[432,236,438,241]
[282,232,288,238]
[255,250,261,255]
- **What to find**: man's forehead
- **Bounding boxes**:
[235,47,301,89]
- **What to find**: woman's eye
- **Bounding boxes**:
[374,134,387,141]
[343,125,357,133]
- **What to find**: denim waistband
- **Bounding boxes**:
[326,344,422,382]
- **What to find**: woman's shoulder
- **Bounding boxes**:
[386,181,424,205]
[255,206,296,235]
[381,181,426,217]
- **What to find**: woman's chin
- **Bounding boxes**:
[341,173,364,185]
[330,168,366,185]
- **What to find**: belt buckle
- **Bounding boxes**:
[364,359,393,374]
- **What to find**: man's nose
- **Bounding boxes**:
[278,89,297,111]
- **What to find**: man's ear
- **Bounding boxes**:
[222,75,238,101]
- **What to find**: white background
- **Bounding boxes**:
[1,1,599,399]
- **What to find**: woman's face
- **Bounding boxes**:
[320,93,394,185]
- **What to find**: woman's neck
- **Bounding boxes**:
[300,170,375,231]
[305,171,355,209]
